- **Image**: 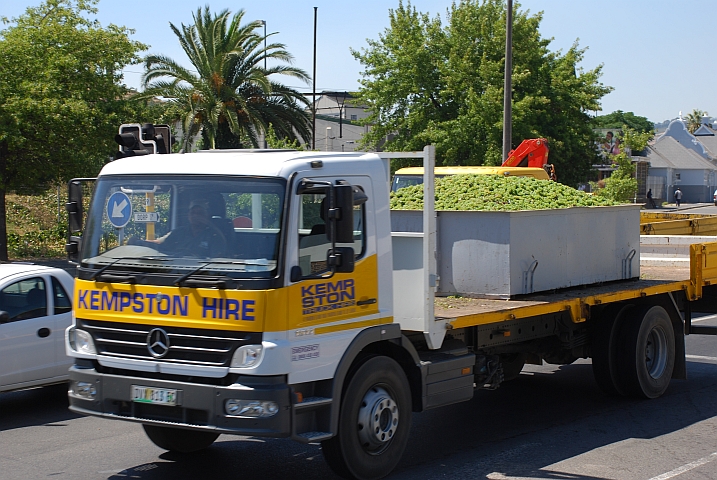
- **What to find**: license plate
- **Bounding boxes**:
[133,212,160,223]
[132,385,178,406]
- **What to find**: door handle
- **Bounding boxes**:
[37,327,51,338]
[357,298,377,306]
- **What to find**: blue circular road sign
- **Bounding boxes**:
[106,191,132,228]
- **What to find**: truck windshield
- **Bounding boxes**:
[81,176,286,278]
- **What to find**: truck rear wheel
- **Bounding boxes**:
[616,305,675,399]
[142,425,219,453]
[500,353,526,382]
[321,356,412,480]
[591,305,632,396]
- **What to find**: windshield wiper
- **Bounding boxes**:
[174,260,253,287]
[90,256,170,280]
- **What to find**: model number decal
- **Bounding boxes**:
[291,344,319,361]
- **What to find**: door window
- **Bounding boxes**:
[0,277,47,321]
[298,192,365,276]
[51,277,72,315]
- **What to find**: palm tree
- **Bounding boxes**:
[140,7,311,150]
[685,109,708,134]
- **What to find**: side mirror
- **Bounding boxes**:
[290,265,303,283]
[327,247,355,273]
[67,179,84,234]
[328,185,355,244]
[66,236,82,263]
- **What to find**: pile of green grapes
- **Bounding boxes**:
[390,175,620,211]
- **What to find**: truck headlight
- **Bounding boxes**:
[69,327,97,355]
[230,345,263,368]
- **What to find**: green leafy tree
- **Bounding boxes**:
[685,109,708,134]
[141,7,312,151]
[594,126,652,202]
[592,110,654,134]
[352,0,612,186]
[0,0,147,260]
[266,124,304,150]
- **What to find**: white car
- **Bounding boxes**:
[0,264,74,393]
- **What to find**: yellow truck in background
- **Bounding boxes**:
[64,125,717,480]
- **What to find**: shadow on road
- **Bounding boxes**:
[95,360,717,480]
[0,383,80,431]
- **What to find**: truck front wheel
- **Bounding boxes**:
[321,356,412,480]
[142,425,219,453]
[616,305,675,399]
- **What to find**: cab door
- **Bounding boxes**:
[285,175,380,383]
[0,276,55,390]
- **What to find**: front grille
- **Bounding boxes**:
[78,319,261,367]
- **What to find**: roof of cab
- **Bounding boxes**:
[99,150,383,178]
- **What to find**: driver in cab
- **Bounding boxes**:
[129,199,226,257]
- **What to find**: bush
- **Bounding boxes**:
[6,189,68,259]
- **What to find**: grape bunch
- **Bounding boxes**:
[390,175,620,211]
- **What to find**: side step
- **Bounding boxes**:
[294,396,333,411]
[292,396,334,443]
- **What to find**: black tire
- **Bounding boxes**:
[616,305,675,399]
[591,305,632,396]
[142,425,219,453]
[321,356,412,480]
[500,353,526,382]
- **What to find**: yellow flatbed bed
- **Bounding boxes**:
[436,264,698,329]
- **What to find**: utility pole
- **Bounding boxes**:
[312,7,317,150]
[502,0,513,162]
[261,20,267,70]
[262,20,267,148]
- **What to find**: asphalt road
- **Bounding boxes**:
[3,317,717,480]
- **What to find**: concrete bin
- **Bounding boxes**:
[391,205,641,298]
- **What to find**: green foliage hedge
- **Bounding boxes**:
[7,190,68,259]
[390,175,622,211]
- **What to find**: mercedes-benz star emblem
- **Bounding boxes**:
[147,328,170,358]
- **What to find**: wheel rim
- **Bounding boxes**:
[356,386,399,454]
[645,326,668,379]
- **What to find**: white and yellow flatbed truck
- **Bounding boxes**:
[65,137,717,480]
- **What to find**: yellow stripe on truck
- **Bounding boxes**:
[74,254,381,333]
[75,280,269,332]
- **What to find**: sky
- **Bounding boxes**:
[3,0,716,124]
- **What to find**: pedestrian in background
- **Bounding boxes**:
[674,188,682,208]
[647,189,657,208]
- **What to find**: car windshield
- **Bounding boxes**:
[81,175,286,278]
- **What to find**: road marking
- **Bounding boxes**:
[648,452,717,480]
[691,314,717,323]
[686,354,717,362]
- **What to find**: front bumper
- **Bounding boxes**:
[68,365,291,437]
